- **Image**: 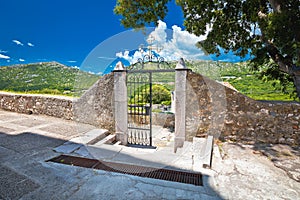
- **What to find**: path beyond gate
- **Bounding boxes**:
[126,58,175,146]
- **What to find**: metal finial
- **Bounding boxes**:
[175,58,186,69]
[113,61,125,71]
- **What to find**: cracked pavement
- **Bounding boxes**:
[1,109,300,199]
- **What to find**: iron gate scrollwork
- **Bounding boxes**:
[127,72,152,146]
[126,55,175,147]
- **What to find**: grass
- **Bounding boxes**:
[0,60,298,101]
[188,60,297,101]
[0,62,100,97]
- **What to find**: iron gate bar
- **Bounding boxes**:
[47,155,203,186]
[126,59,175,147]
[149,72,152,146]
[127,127,150,131]
[127,72,152,146]
[127,69,175,73]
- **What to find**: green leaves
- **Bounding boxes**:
[129,84,171,104]
[114,0,170,28]
[114,0,300,98]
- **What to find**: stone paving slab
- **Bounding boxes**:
[1,109,300,199]
[53,141,83,154]
[0,165,40,200]
[212,143,300,199]
[0,114,26,122]
[0,132,63,152]
[13,118,48,128]
[0,126,15,133]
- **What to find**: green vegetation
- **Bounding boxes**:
[115,0,300,98]
[189,60,296,101]
[0,62,100,96]
[128,84,171,105]
[0,60,297,101]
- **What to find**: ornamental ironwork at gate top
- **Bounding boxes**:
[127,34,175,72]
[126,53,175,72]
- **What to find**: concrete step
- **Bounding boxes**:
[70,129,109,145]
[93,134,116,147]
[53,141,83,154]
[175,141,193,155]
[193,136,214,171]
[53,129,111,155]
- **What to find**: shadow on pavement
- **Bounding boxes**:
[0,131,224,199]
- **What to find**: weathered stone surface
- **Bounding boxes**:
[253,143,300,182]
[214,143,300,199]
[186,71,300,146]
[0,92,73,119]
[0,74,114,131]
[152,112,175,131]
[1,70,299,147]
[73,73,115,132]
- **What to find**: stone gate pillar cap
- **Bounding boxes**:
[113,61,125,71]
[176,58,187,69]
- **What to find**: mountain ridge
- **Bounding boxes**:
[0,61,100,96]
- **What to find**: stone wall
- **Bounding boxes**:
[0,73,115,132]
[1,70,299,146]
[73,73,115,132]
[0,92,73,119]
[152,112,175,131]
[187,71,300,146]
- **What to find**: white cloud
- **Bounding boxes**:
[98,56,115,60]
[156,21,211,61]
[115,20,211,63]
[12,40,24,46]
[19,58,25,62]
[67,60,77,63]
[116,50,133,61]
[27,42,34,47]
[147,20,167,46]
[0,53,10,59]
[0,50,8,53]
[116,50,144,64]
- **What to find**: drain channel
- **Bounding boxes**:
[47,155,203,186]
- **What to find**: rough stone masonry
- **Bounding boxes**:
[0,71,299,146]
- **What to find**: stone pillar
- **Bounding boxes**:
[174,58,189,152]
[113,61,128,145]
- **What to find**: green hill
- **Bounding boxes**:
[188,60,296,101]
[0,60,296,101]
[0,62,100,96]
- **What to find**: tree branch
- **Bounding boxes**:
[268,0,281,13]
[265,39,292,74]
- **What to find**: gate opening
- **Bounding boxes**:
[126,60,175,147]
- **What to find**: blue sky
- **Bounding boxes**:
[0,1,184,67]
[0,1,250,73]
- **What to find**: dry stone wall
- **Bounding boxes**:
[73,73,115,132]
[0,92,73,119]
[1,70,299,146]
[187,71,300,146]
[0,73,115,132]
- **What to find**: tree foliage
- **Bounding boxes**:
[114,0,300,98]
[129,84,171,104]
[114,0,169,28]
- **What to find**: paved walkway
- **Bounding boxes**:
[1,109,300,199]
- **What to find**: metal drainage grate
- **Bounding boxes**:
[47,155,203,186]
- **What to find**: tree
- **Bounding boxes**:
[129,84,171,104]
[114,0,300,98]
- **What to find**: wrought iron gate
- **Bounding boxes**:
[127,71,152,146]
[126,56,175,147]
